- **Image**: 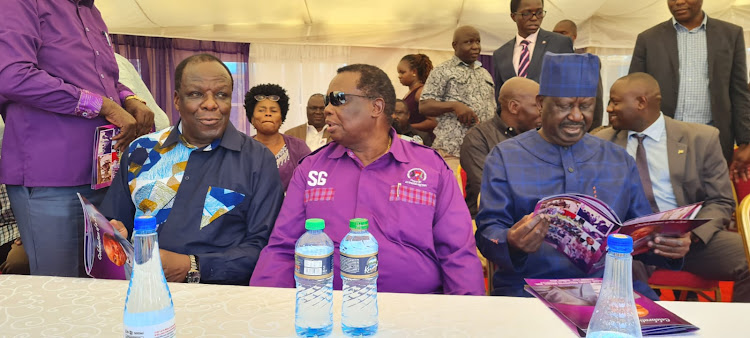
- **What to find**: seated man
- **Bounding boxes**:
[250,64,485,295]
[392,99,433,146]
[476,53,690,297]
[460,77,540,217]
[101,54,284,285]
[595,72,750,302]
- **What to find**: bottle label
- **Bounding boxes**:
[124,319,176,338]
[294,252,333,279]
[340,252,378,279]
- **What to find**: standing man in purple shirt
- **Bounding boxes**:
[0,0,154,277]
[250,64,485,295]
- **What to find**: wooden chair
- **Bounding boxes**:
[735,195,750,273]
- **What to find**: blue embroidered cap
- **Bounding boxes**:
[538,52,599,98]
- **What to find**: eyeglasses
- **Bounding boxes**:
[254,95,280,102]
[325,91,377,106]
[514,9,546,19]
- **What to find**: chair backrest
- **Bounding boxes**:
[736,195,750,273]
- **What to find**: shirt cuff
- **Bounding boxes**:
[75,90,103,119]
[119,90,136,103]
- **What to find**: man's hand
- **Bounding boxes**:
[109,219,129,239]
[160,249,191,282]
[648,232,691,259]
[729,144,750,182]
[123,98,155,137]
[453,102,478,127]
[507,214,549,253]
[100,97,137,153]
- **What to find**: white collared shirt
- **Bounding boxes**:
[625,113,677,211]
[305,124,328,151]
[512,29,540,75]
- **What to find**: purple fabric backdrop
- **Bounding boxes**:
[478,54,495,84]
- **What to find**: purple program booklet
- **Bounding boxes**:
[525,278,699,337]
[78,193,133,279]
[534,194,708,274]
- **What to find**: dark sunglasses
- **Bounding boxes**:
[254,95,280,102]
[325,91,377,106]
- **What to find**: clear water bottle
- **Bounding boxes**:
[586,234,642,338]
[123,215,176,338]
[340,218,378,336]
[294,218,334,337]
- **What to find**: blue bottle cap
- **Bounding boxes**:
[607,233,633,254]
[133,215,157,232]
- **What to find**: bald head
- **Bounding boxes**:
[452,26,482,64]
[553,20,577,42]
[498,77,541,133]
[607,72,662,132]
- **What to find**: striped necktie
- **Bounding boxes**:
[518,40,530,78]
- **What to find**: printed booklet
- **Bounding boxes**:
[92,124,120,189]
[526,278,699,337]
[533,194,707,273]
[78,193,133,279]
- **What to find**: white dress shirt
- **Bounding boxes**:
[305,124,328,151]
[626,113,678,212]
[512,30,539,76]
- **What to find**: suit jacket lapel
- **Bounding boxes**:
[661,21,680,84]
[706,17,717,88]
[528,30,548,79]
[665,117,688,206]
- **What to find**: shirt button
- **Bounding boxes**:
[100,73,105,79]
[82,112,88,117]
[85,27,90,32]
[568,167,574,173]
[95,50,100,56]
[184,176,190,181]
[109,96,114,100]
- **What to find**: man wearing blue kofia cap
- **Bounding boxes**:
[476,52,692,298]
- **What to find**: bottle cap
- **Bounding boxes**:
[133,215,157,232]
[607,233,633,254]
[305,218,325,231]
[349,218,369,230]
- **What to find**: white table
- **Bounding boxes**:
[0,275,744,337]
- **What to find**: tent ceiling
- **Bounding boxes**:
[98,0,750,52]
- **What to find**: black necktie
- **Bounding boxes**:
[635,134,659,213]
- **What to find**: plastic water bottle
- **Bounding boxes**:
[294,218,334,337]
[123,215,176,338]
[340,218,379,336]
[586,234,642,338]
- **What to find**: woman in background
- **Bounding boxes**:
[245,84,310,191]
[397,54,436,134]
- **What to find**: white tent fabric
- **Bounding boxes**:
[98,0,750,51]
[97,0,750,131]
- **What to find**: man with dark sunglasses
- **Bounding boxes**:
[251,64,486,296]
[492,0,573,100]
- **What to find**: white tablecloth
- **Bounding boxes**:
[0,275,744,337]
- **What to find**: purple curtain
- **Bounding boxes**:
[478,54,495,84]
[111,35,251,133]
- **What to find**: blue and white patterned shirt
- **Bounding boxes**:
[100,121,284,285]
[673,13,711,124]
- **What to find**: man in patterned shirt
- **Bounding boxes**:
[420,26,496,174]
[476,53,691,298]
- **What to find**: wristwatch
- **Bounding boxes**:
[186,254,201,283]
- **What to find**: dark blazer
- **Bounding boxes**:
[629,18,750,161]
[594,117,734,244]
[492,28,573,99]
